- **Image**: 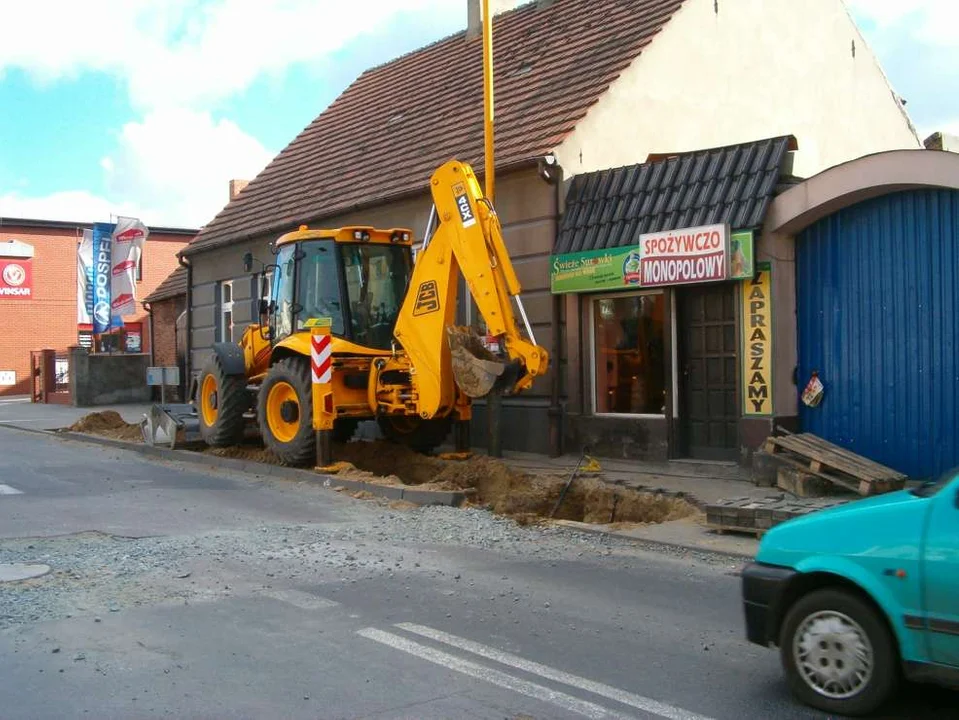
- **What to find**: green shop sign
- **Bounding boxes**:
[550,228,756,293]
[549,246,644,294]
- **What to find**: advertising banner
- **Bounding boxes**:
[638,223,728,287]
[91,222,115,334]
[0,258,32,298]
[110,216,148,318]
[77,229,94,324]
[741,261,773,416]
[549,246,643,294]
[729,229,755,280]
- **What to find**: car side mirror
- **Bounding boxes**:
[258,298,269,319]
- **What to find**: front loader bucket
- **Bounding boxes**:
[447,327,506,398]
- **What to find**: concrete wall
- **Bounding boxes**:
[553,0,920,180]
[70,348,152,407]
[186,166,561,453]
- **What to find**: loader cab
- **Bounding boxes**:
[268,226,415,351]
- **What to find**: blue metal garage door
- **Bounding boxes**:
[797,189,959,480]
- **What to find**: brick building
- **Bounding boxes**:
[143,265,188,400]
[0,217,197,397]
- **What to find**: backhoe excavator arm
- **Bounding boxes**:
[392,160,549,419]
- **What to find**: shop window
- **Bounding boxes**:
[219,280,234,342]
[125,323,142,353]
[592,292,667,416]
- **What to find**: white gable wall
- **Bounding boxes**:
[553,0,921,178]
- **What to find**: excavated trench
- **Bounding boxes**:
[66,412,699,527]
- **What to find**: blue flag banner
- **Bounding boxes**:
[91,222,115,335]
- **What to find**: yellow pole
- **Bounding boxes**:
[482,0,495,203]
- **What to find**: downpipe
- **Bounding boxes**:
[178,252,193,402]
[546,158,565,458]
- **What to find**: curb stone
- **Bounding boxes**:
[50,430,467,508]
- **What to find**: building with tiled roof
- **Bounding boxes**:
[181,0,919,458]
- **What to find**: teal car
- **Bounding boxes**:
[741,470,959,716]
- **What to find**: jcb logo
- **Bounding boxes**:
[413,280,440,316]
[452,183,476,228]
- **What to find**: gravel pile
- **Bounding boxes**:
[0,501,734,630]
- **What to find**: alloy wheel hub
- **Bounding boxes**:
[794,610,873,699]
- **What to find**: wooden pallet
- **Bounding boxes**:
[764,433,906,496]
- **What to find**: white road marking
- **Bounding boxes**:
[261,589,338,611]
[358,627,636,720]
[0,484,23,495]
[396,623,715,720]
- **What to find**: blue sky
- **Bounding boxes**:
[0,0,956,228]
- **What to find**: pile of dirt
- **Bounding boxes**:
[185,432,697,527]
[68,411,143,442]
[331,441,699,527]
[203,445,284,465]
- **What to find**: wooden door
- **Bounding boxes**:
[679,284,739,460]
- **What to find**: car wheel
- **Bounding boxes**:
[780,588,898,716]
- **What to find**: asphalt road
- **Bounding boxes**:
[1,427,956,720]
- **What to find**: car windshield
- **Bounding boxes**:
[910,467,958,497]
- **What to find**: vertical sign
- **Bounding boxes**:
[91,222,115,335]
[110,216,148,317]
[728,230,755,280]
[0,259,32,298]
[77,229,94,323]
[741,262,773,415]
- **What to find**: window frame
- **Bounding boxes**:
[588,289,672,420]
[219,279,234,343]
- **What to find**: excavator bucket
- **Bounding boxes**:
[447,326,506,398]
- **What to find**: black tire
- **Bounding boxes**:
[377,415,452,454]
[333,419,359,444]
[780,588,899,716]
[196,354,248,447]
[257,357,315,466]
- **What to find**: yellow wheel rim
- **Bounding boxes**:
[266,381,301,444]
[200,374,218,427]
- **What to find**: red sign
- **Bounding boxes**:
[638,223,728,287]
[0,258,32,298]
[114,227,145,243]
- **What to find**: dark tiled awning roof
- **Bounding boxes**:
[555,135,797,255]
[183,0,688,257]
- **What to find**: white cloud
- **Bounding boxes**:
[100,107,275,227]
[0,189,143,224]
[0,1,468,226]
[0,0,463,110]
[2,108,274,227]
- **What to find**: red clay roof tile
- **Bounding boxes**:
[185,0,687,256]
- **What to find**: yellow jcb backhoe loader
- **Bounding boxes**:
[193,159,548,466]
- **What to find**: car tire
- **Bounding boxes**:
[780,588,898,717]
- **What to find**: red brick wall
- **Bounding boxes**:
[0,224,191,397]
[150,296,185,368]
